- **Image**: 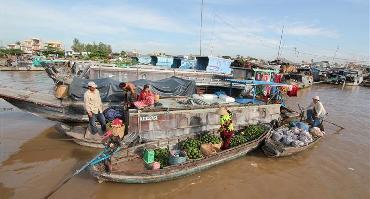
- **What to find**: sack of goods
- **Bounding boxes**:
[200,143,221,156]
[218,95,235,103]
[271,125,313,147]
[110,118,124,139]
[290,121,309,132]
[310,127,325,137]
[55,84,69,99]
[103,107,124,122]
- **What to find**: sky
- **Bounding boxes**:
[0,0,368,63]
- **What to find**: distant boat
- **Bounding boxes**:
[325,68,363,86]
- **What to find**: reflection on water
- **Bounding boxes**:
[0,71,369,199]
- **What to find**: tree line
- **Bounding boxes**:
[0,45,64,58]
[71,38,112,59]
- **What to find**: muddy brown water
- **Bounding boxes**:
[0,71,369,199]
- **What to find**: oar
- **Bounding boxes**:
[323,119,344,130]
[44,148,108,199]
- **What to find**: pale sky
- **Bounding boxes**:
[0,0,369,63]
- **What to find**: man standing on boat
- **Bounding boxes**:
[306,96,327,127]
[84,81,107,136]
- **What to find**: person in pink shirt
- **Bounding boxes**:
[134,84,155,109]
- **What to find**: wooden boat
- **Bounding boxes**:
[89,124,271,183]
[55,124,106,148]
[261,126,322,157]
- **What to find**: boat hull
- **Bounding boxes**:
[261,132,322,157]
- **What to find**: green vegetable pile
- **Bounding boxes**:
[243,124,266,141]
[180,138,203,159]
[199,134,222,144]
[230,134,247,147]
[230,124,266,147]
[154,148,170,168]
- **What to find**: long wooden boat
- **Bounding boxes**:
[261,127,322,157]
[89,124,272,183]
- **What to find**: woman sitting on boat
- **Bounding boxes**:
[306,96,327,128]
[217,107,234,150]
[133,84,155,109]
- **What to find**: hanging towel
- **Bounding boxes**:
[287,85,298,97]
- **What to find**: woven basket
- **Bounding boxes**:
[168,150,187,165]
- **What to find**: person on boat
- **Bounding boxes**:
[133,84,155,109]
[84,81,106,136]
[102,118,124,172]
[306,96,327,127]
[217,107,234,150]
[119,82,137,107]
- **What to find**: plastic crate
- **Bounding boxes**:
[143,149,155,164]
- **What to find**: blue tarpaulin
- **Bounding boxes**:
[206,57,232,74]
[156,57,173,67]
[179,59,196,69]
[138,56,151,65]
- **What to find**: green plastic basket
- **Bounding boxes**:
[143,149,155,164]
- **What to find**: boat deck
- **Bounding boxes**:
[0,87,63,108]
[112,158,146,174]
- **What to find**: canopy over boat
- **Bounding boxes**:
[69,76,196,102]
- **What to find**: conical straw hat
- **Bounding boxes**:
[216,107,229,115]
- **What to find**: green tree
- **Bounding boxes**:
[120,51,127,57]
[41,45,64,57]
[71,38,85,53]
[0,48,23,57]
[70,39,112,59]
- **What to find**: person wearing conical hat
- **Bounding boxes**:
[217,107,234,150]
[306,96,327,128]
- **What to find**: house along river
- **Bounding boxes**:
[0,71,369,199]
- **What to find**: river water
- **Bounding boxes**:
[0,71,369,199]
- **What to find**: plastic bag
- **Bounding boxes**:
[282,135,293,146]
[291,134,298,141]
[291,140,305,147]
[299,134,313,145]
[292,127,300,134]
[272,132,283,142]
[284,130,294,137]
[290,121,309,132]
